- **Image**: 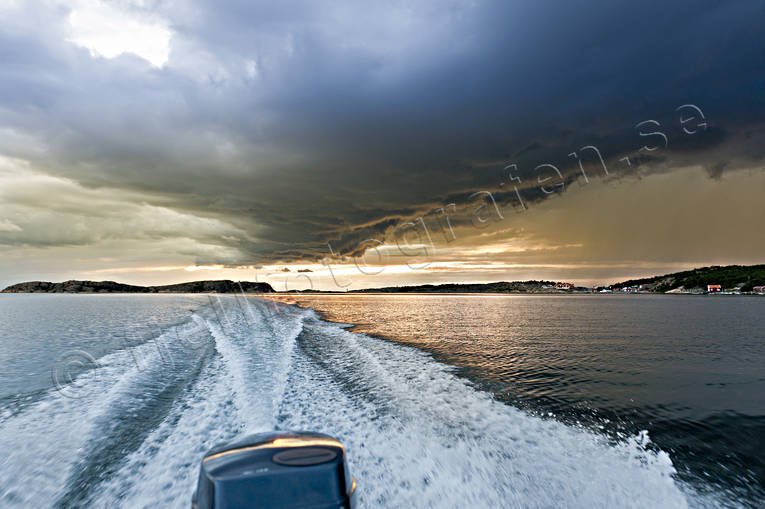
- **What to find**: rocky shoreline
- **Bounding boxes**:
[1,280,274,294]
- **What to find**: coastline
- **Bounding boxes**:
[3,290,761,297]
[5,264,765,295]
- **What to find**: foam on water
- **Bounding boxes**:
[0,297,735,508]
[0,316,214,507]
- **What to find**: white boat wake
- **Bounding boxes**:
[0,296,730,508]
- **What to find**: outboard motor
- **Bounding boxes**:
[192,431,357,509]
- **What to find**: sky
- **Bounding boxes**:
[1,0,764,290]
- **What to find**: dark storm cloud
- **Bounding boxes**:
[1,0,764,265]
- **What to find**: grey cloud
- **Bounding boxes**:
[1,0,764,267]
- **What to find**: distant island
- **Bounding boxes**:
[299,264,765,295]
[348,281,574,294]
[1,280,274,294]
[3,264,764,295]
[611,264,765,294]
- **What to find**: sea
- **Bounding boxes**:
[0,293,762,508]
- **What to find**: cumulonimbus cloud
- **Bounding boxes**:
[0,0,764,270]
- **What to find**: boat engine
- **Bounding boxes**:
[192,431,356,509]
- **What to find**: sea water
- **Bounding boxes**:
[0,293,762,508]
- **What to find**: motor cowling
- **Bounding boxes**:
[192,431,357,509]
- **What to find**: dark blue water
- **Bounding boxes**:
[0,293,762,508]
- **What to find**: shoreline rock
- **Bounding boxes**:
[1,280,274,294]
